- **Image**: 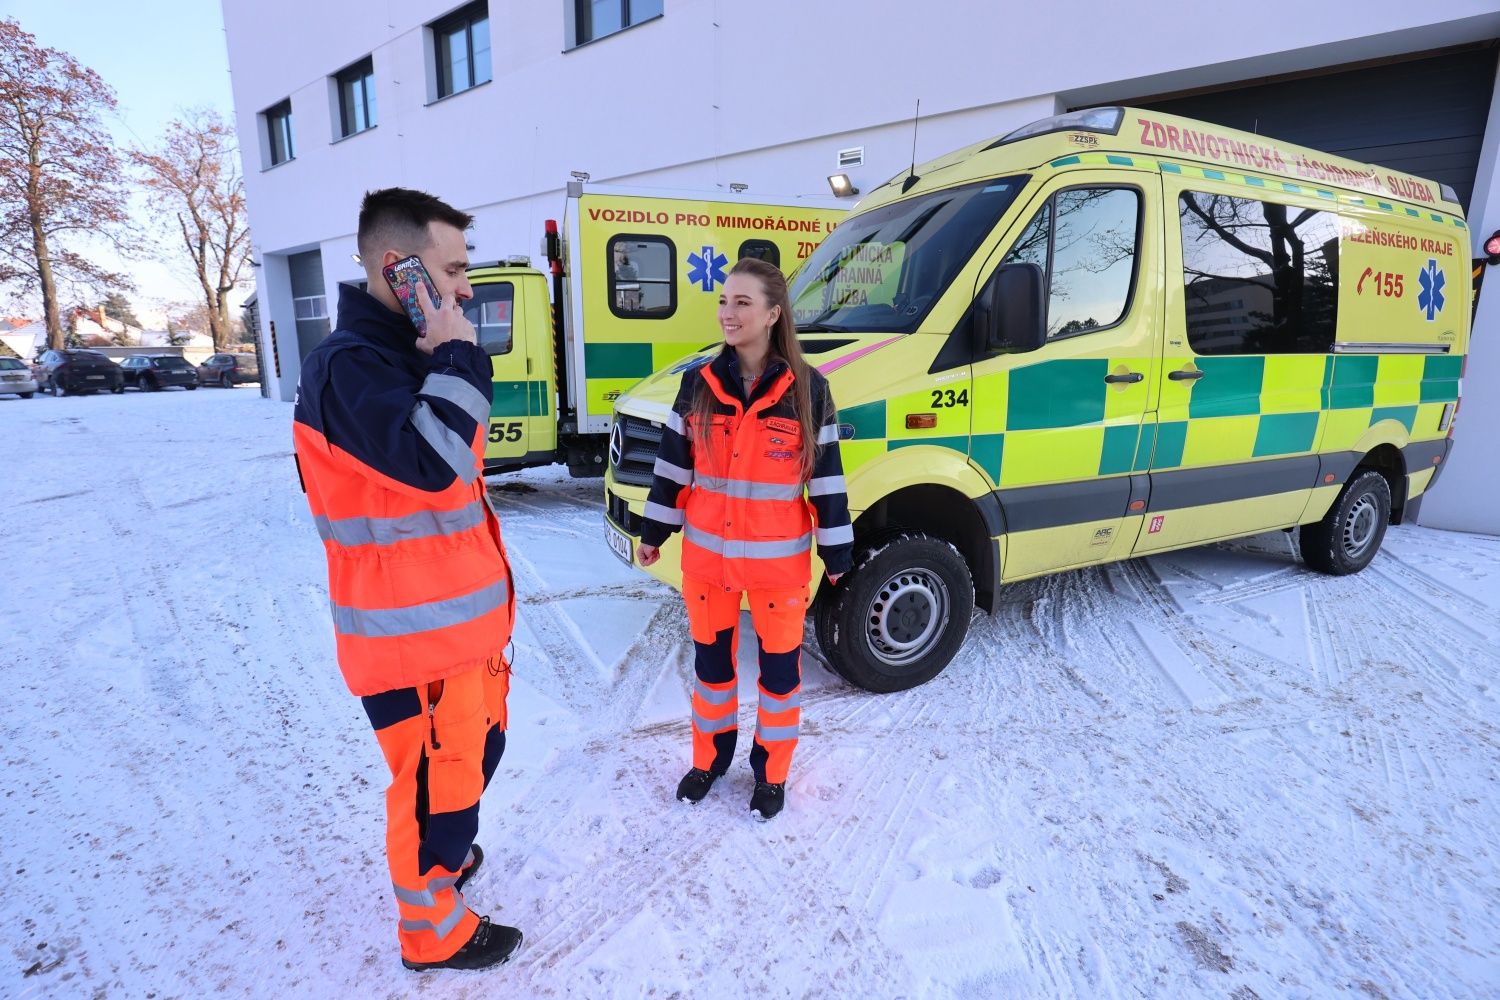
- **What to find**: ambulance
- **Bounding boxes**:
[603,107,1472,692]
[464,183,845,475]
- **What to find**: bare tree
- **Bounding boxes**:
[133,109,251,351]
[0,19,134,350]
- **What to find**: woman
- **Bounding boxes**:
[636,257,853,821]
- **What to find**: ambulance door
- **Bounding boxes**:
[466,278,532,466]
[972,171,1163,579]
[1134,180,1335,554]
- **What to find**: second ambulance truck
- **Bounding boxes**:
[604,107,1473,692]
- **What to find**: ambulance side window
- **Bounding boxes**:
[608,235,676,319]
[1001,187,1141,339]
[1178,193,1339,355]
[738,239,780,268]
[465,282,514,356]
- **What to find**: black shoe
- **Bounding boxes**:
[402,916,522,972]
[454,844,483,894]
[676,767,724,803]
[749,781,785,821]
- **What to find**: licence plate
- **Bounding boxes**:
[604,520,633,565]
[2,374,18,381]
[87,374,104,380]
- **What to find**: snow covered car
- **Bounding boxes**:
[0,356,38,398]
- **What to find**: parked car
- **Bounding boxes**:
[32,349,123,395]
[121,354,198,391]
[198,352,259,387]
[0,356,38,398]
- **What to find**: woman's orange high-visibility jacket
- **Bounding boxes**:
[639,349,853,591]
[293,285,515,697]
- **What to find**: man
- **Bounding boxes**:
[292,188,521,971]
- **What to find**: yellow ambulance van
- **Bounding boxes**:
[463,183,844,475]
[603,107,1471,691]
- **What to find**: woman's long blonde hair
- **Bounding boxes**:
[691,257,818,482]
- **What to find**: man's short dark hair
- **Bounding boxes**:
[357,187,474,264]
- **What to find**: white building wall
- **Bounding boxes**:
[223,0,1500,529]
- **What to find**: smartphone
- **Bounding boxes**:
[382,255,440,336]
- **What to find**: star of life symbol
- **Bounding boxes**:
[687,245,728,292]
[1417,258,1445,321]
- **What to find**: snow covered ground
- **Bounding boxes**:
[3,387,1498,999]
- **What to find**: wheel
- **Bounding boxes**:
[51,380,65,397]
[111,385,123,394]
[220,372,232,389]
[1300,469,1392,575]
[20,391,33,399]
[814,530,975,692]
[144,376,159,392]
[187,384,197,390]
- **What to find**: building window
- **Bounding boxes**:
[574,0,662,47]
[1002,186,1141,339]
[738,239,780,268]
[433,2,491,99]
[293,295,327,320]
[608,235,675,319]
[1179,193,1339,355]
[264,100,295,166]
[335,57,377,138]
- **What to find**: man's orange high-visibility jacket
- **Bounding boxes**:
[639,349,854,591]
[293,285,514,697]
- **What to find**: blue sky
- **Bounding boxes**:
[4,1,238,318]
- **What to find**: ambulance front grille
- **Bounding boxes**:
[611,414,663,488]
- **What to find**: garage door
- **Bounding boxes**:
[1136,46,1497,210]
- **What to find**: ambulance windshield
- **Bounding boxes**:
[790,176,1027,334]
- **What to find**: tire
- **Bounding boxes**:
[111,385,123,394]
[1300,469,1392,576]
[144,376,159,392]
[187,384,197,391]
[51,380,65,397]
[20,391,33,399]
[814,530,975,692]
[220,373,232,389]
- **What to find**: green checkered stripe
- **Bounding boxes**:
[837,353,1461,485]
[491,379,552,418]
[1048,152,1469,230]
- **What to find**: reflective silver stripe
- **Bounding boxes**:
[400,896,467,939]
[643,501,684,526]
[411,401,478,484]
[696,476,803,501]
[314,501,486,546]
[332,579,509,639]
[806,475,847,497]
[759,689,801,712]
[694,680,736,706]
[419,372,490,424]
[692,709,738,734]
[683,524,812,559]
[392,874,458,909]
[653,457,694,485]
[665,409,688,436]
[816,524,854,546]
[756,723,800,743]
[462,847,476,869]
[817,423,840,445]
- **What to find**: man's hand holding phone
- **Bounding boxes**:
[414,288,477,356]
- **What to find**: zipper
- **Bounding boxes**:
[427,697,441,750]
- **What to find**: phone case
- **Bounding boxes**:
[382,256,439,336]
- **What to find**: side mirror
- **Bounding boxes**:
[978,262,1046,355]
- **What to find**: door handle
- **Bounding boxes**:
[1103,371,1144,384]
[1168,369,1204,381]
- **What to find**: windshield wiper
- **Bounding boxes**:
[798,323,849,333]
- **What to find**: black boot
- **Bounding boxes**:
[676,767,724,803]
[454,844,483,893]
[402,916,522,972]
[749,781,785,821]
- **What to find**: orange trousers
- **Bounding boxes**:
[361,657,509,964]
[683,576,806,784]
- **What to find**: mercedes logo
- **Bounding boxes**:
[608,421,623,469]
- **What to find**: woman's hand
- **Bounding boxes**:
[637,543,661,567]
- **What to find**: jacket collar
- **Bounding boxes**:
[334,282,421,353]
[707,349,790,408]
